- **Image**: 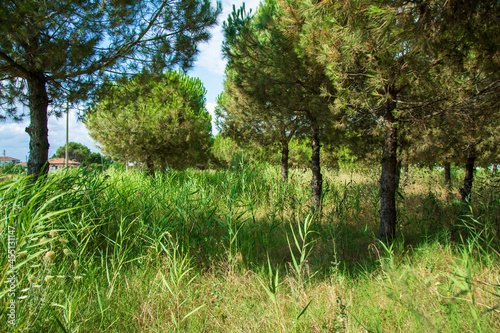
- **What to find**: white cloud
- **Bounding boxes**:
[47,112,100,157]
[195,0,262,76]
[0,119,30,161]
[206,102,220,135]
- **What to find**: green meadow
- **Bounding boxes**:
[1,165,499,332]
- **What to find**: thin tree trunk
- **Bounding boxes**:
[444,161,451,187]
[26,73,50,179]
[280,131,289,183]
[310,121,322,211]
[492,164,497,175]
[378,97,398,244]
[459,144,476,202]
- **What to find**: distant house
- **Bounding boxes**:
[48,158,81,172]
[0,156,21,165]
[13,159,81,172]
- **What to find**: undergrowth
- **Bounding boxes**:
[1,165,499,332]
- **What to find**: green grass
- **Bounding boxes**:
[1,165,499,332]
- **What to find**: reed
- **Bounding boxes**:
[1,165,498,332]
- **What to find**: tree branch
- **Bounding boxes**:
[47,0,172,81]
[0,50,29,78]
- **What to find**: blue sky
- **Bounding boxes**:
[0,0,261,162]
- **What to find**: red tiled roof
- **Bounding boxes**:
[48,158,80,166]
[0,156,20,161]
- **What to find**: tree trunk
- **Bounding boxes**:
[26,73,50,179]
[145,155,155,177]
[280,131,289,183]
[459,144,476,202]
[492,164,497,175]
[444,161,451,187]
[378,97,398,244]
[310,121,322,211]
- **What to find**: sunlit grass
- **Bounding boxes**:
[1,165,499,332]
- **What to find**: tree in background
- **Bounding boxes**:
[53,143,112,169]
[286,0,500,239]
[86,71,212,175]
[221,1,337,210]
[219,4,306,183]
[397,0,500,201]
[216,70,304,182]
[0,0,221,179]
[53,142,91,163]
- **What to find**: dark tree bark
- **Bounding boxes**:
[145,155,155,177]
[378,97,398,244]
[444,161,451,187]
[26,73,50,179]
[459,144,476,202]
[280,130,289,182]
[310,120,322,211]
[492,164,497,175]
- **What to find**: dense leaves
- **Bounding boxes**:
[54,142,91,163]
[85,71,212,173]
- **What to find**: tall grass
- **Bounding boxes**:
[1,165,499,332]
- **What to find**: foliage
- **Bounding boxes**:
[53,142,91,163]
[0,163,25,175]
[86,71,212,172]
[221,0,338,209]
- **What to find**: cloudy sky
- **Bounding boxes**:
[0,0,262,162]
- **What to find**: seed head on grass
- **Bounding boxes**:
[44,251,56,261]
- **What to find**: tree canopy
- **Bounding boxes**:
[85,70,212,173]
[53,142,91,163]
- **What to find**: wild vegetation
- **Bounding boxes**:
[218,0,500,243]
[1,0,499,331]
[1,164,499,332]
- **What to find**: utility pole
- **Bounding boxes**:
[65,101,69,168]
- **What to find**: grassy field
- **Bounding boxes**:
[1,165,499,332]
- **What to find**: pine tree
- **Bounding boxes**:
[288,0,442,242]
[85,71,212,174]
[221,0,337,209]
